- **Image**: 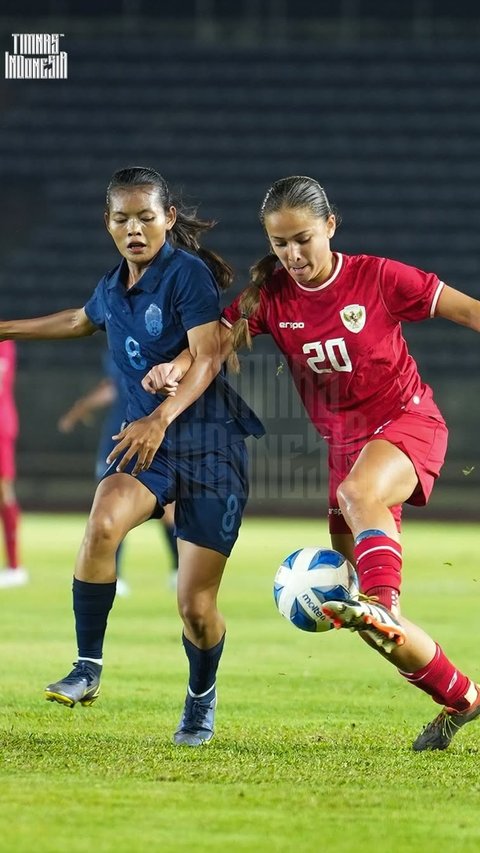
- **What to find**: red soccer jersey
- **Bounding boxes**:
[222,253,445,448]
[0,341,18,439]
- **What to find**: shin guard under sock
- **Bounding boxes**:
[354,529,402,610]
[182,632,225,697]
[73,577,116,660]
[399,643,473,710]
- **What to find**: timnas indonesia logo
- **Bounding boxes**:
[5,33,67,80]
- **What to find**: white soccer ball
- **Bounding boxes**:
[273,546,359,633]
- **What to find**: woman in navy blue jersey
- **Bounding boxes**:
[0,166,264,746]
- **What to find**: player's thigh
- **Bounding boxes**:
[162,501,175,527]
[88,472,157,539]
[342,439,418,506]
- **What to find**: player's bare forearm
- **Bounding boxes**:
[172,348,194,378]
[109,352,221,476]
[0,308,97,340]
[148,352,221,428]
[435,285,480,332]
[58,379,117,432]
[109,321,221,475]
[174,325,232,370]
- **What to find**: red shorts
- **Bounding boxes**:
[0,437,16,480]
[328,395,448,535]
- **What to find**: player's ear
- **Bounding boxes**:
[326,214,336,239]
[165,205,176,232]
[104,210,112,236]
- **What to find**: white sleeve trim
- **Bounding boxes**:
[220,316,233,328]
[430,280,445,318]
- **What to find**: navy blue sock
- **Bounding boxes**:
[182,632,225,697]
[163,523,178,569]
[73,577,116,659]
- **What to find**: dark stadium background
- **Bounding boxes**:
[0,0,479,517]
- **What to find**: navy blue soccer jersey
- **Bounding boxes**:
[84,242,264,455]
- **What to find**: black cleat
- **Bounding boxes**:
[413,686,480,751]
[45,661,102,708]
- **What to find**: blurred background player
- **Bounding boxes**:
[58,350,178,594]
[0,341,27,589]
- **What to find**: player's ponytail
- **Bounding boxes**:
[226,252,277,374]
[169,210,234,292]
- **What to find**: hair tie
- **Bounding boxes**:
[240,311,248,319]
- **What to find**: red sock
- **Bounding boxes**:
[354,533,402,610]
[399,643,473,710]
[0,502,19,568]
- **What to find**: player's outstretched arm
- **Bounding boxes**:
[435,285,480,332]
[0,307,97,341]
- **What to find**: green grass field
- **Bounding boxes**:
[1,514,479,853]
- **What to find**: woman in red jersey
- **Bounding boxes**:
[144,175,480,752]
[0,341,27,588]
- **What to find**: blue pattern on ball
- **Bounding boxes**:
[273,583,283,606]
[283,550,302,570]
[311,584,349,602]
[307,549,345,570]
[290,600,317,632]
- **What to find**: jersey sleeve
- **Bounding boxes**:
[378,258,445,322]
[84,280,107,330]
[172,259,221,331]
[221,288,269,336]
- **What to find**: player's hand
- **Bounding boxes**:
[142,362,181,396]
[107,417,166,476]
[57,408,92,433]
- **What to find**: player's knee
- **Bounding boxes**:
[336,478,364,516]
[178,599,213,638]
[84,512,122,554]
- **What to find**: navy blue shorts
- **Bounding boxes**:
[101,440,249,557]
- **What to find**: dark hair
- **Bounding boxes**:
[259,175,339,225]
[228,176,338,372]
[106,166,233,291]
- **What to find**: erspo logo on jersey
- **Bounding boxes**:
[5,34,68,80]
[279,321,305,329]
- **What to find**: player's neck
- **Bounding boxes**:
[125,260,151,289]
[308,251,337,287]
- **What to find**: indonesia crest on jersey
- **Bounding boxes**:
[222,253,445,448]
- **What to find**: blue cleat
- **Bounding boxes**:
[173,689,217,746]
[45,661,102,708]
